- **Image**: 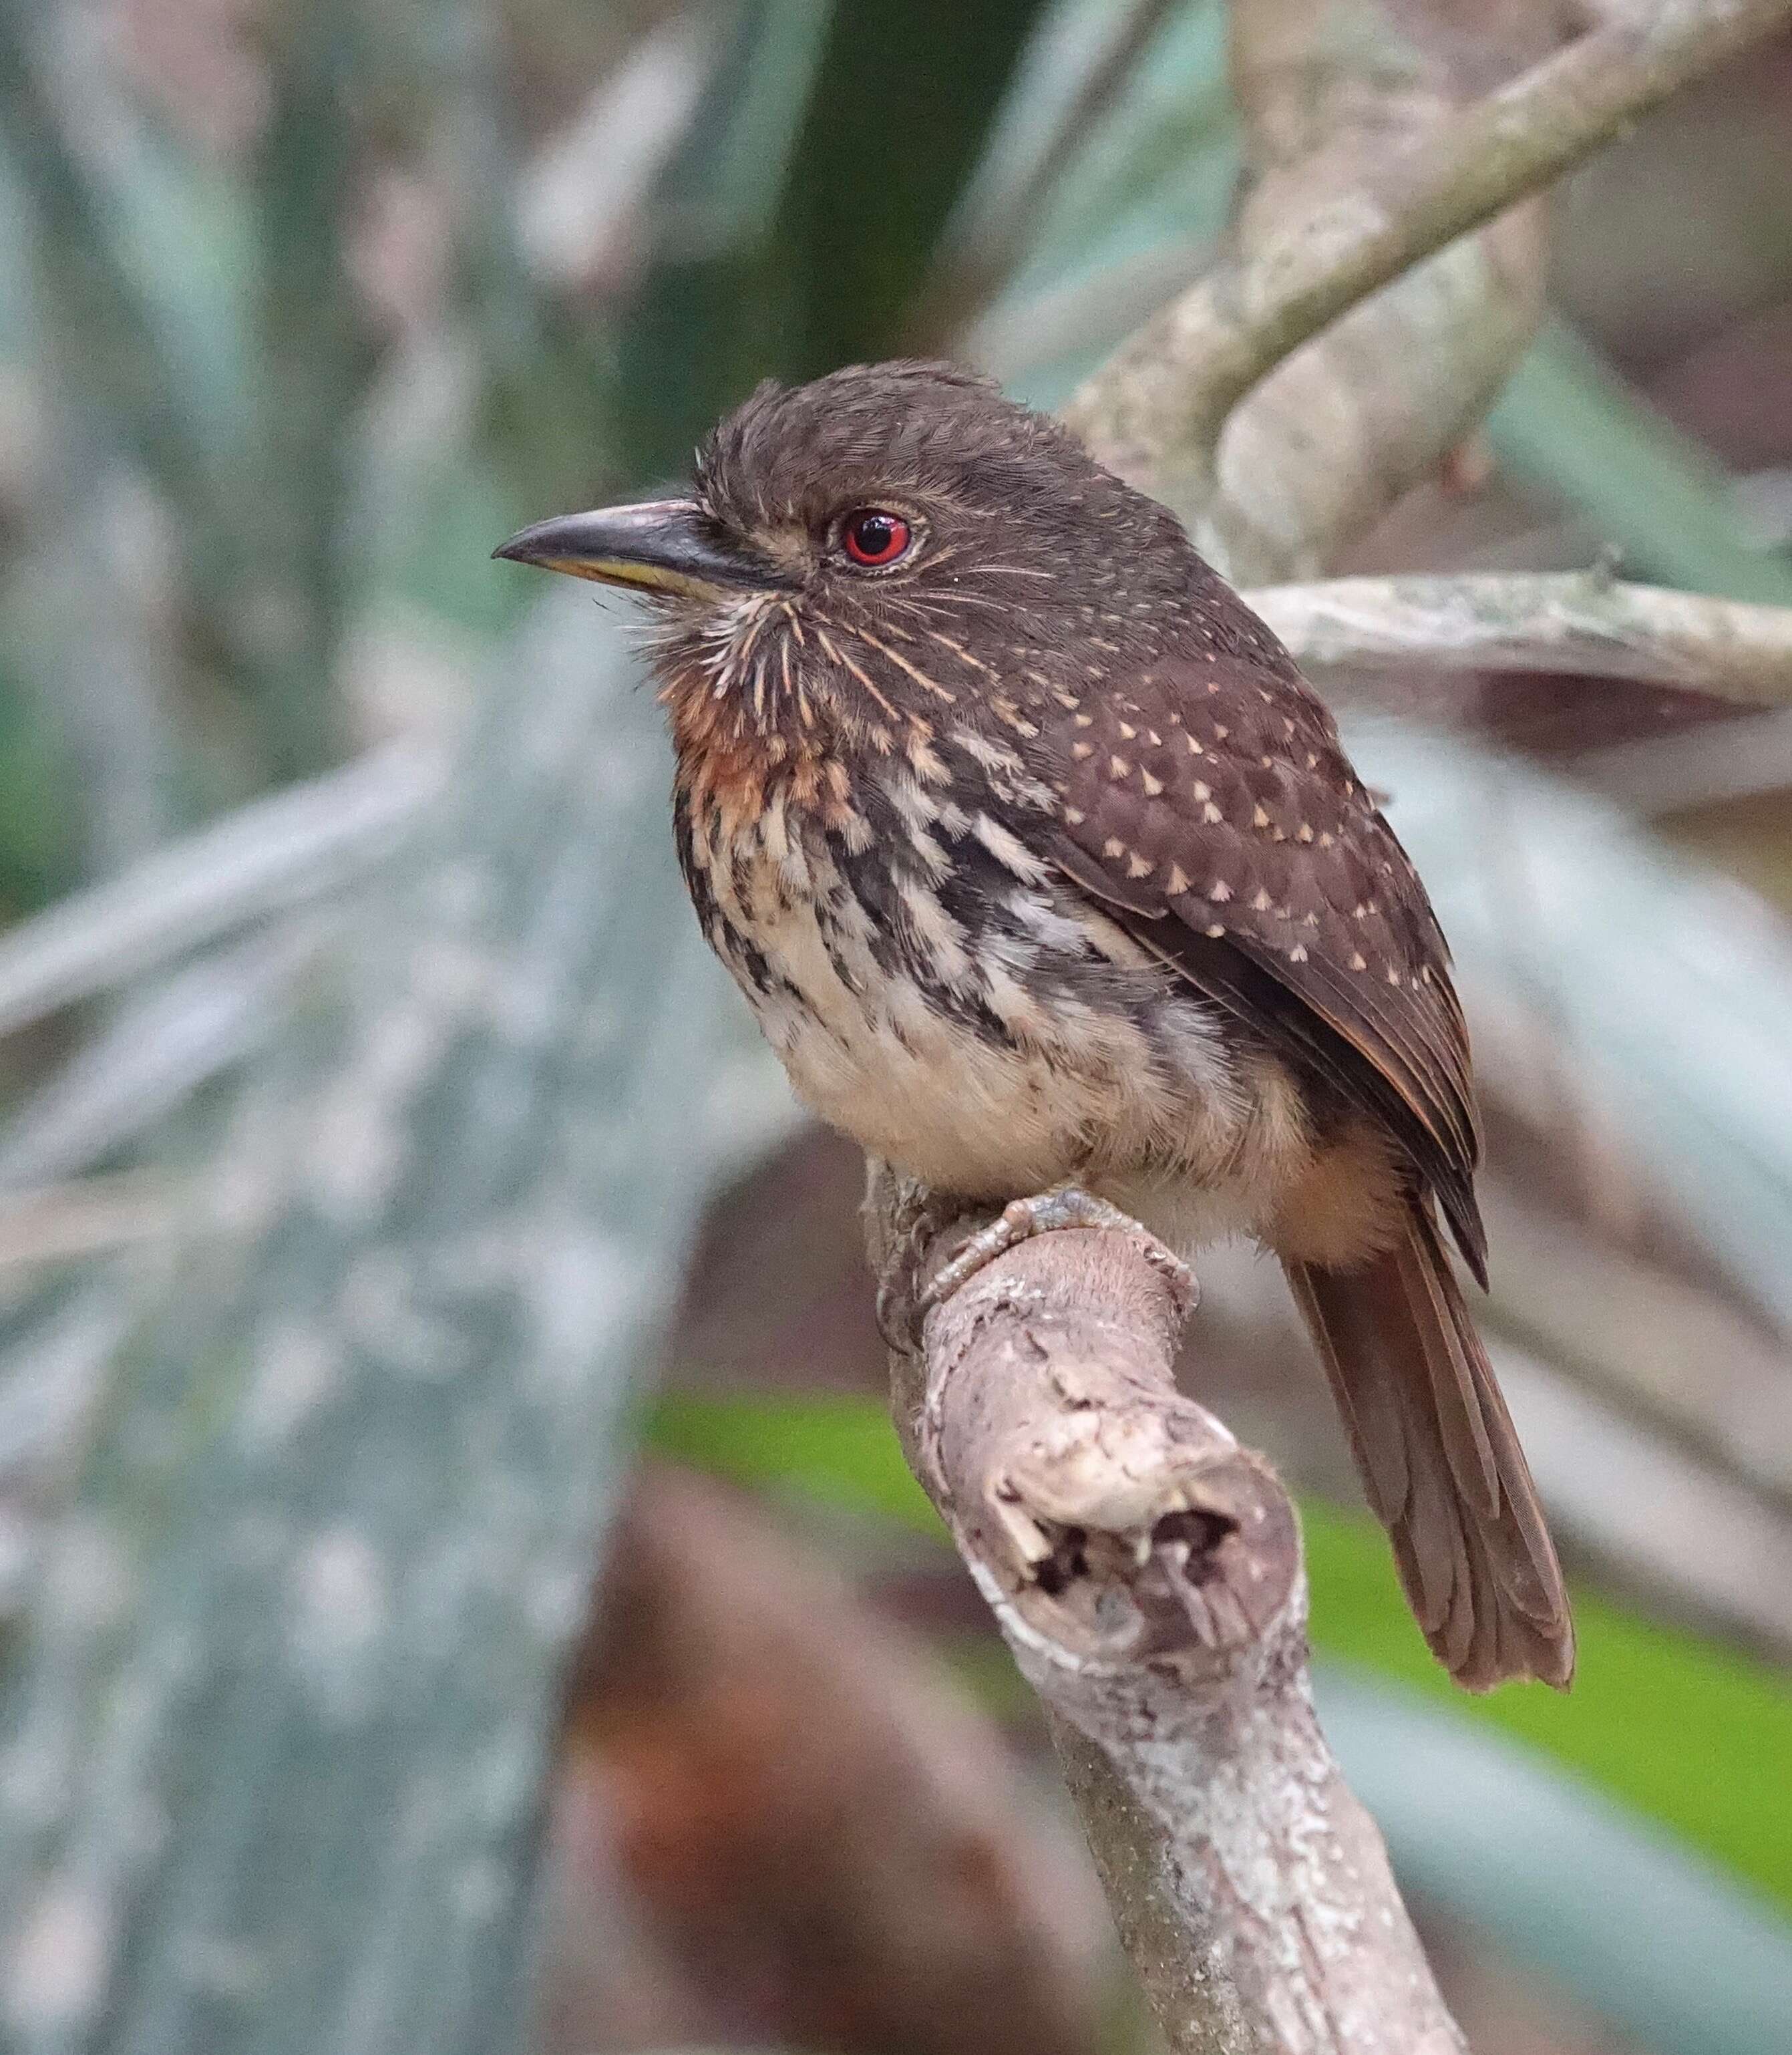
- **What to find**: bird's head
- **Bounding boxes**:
[494,361,1198,762]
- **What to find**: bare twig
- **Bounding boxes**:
[866,1173,1464,2054]
[1124,0,1554,585]
[1246,572,1792,705]
[1065,0,1792,527]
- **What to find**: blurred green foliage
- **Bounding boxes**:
[771,0,1043,368]
[1300,1500,1792,1911]
[648,1392,1792,1913]
[618,0,1047,478]
[0,673,77,921]
[1491,321,1792,605]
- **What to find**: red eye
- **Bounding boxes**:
[842,508,912,567]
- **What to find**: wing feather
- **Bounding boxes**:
[1041,656,1485,1274]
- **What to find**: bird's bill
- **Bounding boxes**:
[492,498,777,599]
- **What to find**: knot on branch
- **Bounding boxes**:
[942,1339,1299,1682]
[865,1168,1303,1691]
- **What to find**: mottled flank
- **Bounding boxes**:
[519,359,1572,1694]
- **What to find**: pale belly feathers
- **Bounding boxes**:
[685,804,1327,1253]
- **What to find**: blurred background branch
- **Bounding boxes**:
[1250,571,1792,703]
[1067,0,1791,545]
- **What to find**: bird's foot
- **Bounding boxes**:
[871,1174,979,1354]
[916,1184,1192,1338]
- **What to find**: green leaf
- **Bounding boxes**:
[1318,1665,1792,2055]
[649,1392,938,1533]
[1488,321,1792,606]
[1301,1498,1792,1912]
[970,2,1236,411]
[615,0,837,480]
[0,15,257,494]
[617,0,1048,478]
[1001,0,1232,299]
[0,658,79,922]
[769,0,1046,371]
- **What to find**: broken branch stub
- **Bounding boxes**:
[867,1169,1463,2054]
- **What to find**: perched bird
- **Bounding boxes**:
[496,361,1573,1691]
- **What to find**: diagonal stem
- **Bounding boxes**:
[1246,571,1792,706]
[1067,0,1792,515]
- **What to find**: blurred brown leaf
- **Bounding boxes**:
[553,1463,1113,2055]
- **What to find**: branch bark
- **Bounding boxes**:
[1139,0,1556,586]
[866,1173,1463,2054]
[869,5,1544,2044]
[1246,572,1792,705]
[1065,0,1792,544]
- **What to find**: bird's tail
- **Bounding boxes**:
[1284,1205,1574,1690]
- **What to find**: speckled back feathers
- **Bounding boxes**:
[634,359,1568,1690]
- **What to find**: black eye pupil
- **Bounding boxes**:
[844,509,909,564]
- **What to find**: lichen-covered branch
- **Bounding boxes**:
[1065,0,1792,546]
[866,1173,1463,2055]
[1247,572,1792,705]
